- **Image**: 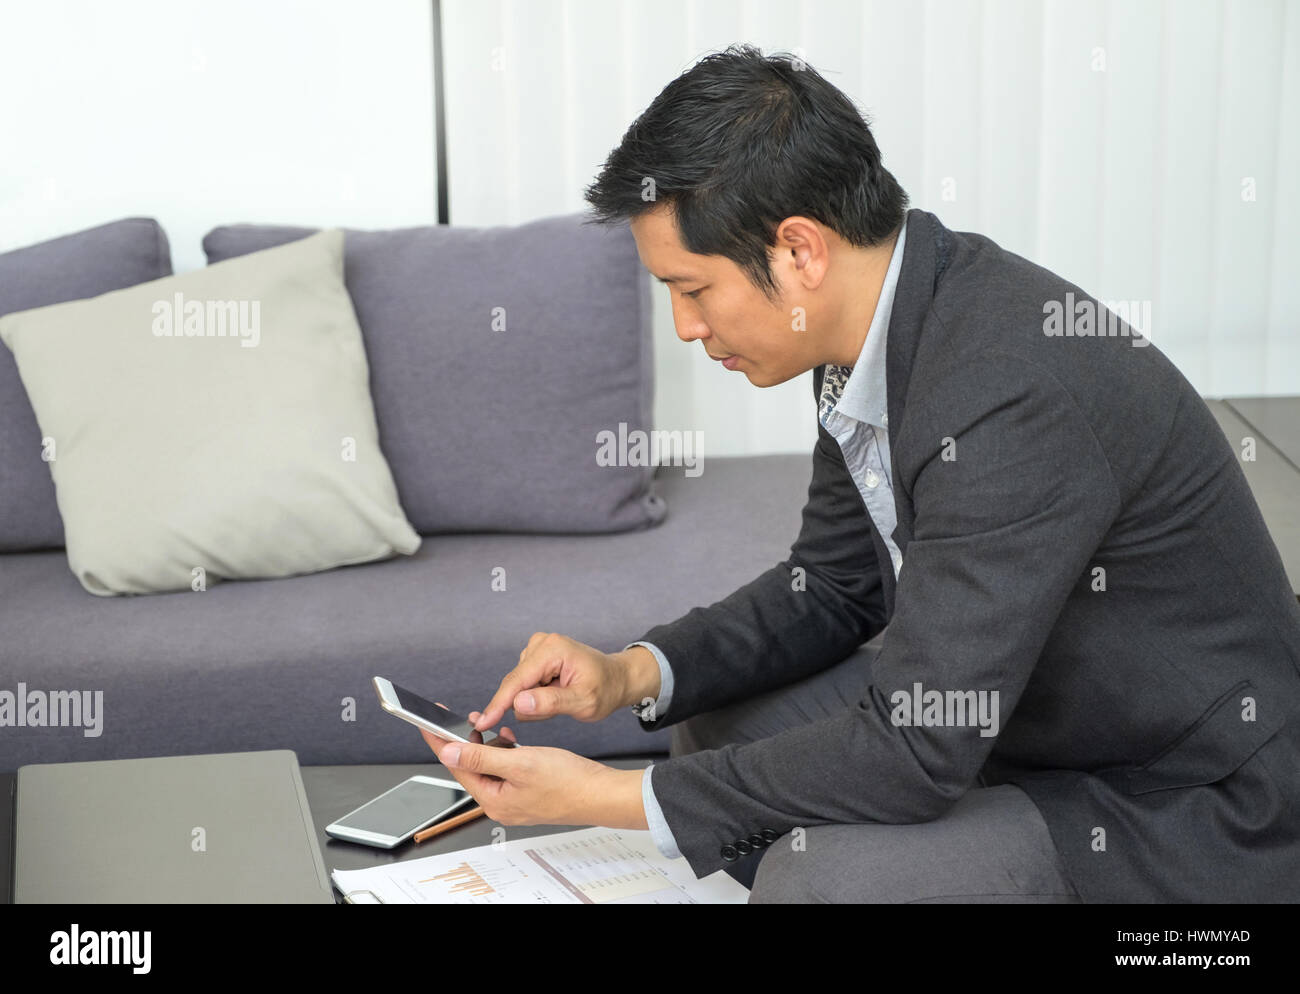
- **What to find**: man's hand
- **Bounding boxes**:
[420,728,648,830]
[469,632,661,731]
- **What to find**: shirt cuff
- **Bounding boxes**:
[642,765,683,859]
[624,640,674,720]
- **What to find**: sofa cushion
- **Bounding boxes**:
[0,229,421,596]
[202,212,666,536]
[0,455,810,769]
[0,218,173,552]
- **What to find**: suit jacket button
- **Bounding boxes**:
[761,829,779,843]
[749,833,767,849]
[735,839,753,856]
[720,844,739,862]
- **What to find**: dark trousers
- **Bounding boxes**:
[670,630,1082,903]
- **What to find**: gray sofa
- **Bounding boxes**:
[0,215,810,772]
[1,455,807,770]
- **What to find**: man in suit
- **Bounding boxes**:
[420,44,1300,902]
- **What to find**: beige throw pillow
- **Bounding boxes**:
[0,228,420,595]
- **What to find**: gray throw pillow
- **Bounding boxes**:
[202,212,666,534]
[0,229,421,596]
[0,218,173,550]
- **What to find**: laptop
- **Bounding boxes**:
[14,749,333,903]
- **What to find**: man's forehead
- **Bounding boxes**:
[630,210,709,284]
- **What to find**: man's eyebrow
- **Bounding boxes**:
[653,274,699,285]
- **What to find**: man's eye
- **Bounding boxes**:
[682,288,704,299]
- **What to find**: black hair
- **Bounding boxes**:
[583,43,909,299]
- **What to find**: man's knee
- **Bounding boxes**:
[748,837,827,902]
[746,798,1081,904]
[748,826,897,903]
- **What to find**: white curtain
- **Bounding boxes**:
[444,0,1300,455]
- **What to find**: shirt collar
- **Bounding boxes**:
[818,217,908,430]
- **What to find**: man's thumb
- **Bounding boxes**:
[443,740,511,776]
[516,685,576,718]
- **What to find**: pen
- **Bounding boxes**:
[414,804,485,843]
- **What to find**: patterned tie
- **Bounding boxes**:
[818,364,852,427]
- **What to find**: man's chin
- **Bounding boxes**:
[744,365,795,388]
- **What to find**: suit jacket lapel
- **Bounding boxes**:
[813,362,898,613]
[884,209,952,560]
[809,209,952,614]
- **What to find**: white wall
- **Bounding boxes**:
[0,0,436,273]
[443,0,1300,455]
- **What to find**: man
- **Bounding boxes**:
[421,44,1300,902]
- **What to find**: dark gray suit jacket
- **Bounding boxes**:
[637,208,1300,902]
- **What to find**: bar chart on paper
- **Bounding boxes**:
[331,828,749,904]
[419,834,703,903]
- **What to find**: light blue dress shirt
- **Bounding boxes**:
[629,218,910,860]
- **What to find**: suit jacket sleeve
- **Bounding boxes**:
[632,370,889,728]
[649,351,1123,879]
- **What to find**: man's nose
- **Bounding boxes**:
[670,296,709,344]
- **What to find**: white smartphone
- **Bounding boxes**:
[373,677,517,748]
[325,775,474,849]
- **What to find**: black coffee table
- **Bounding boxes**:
[2,758,659,903]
